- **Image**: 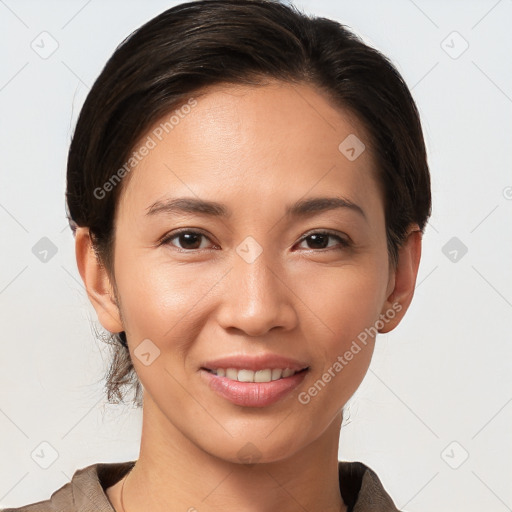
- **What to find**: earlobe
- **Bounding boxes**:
[379,224,422,334]
[75,226,124,334]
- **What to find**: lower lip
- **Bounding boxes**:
[199,368,309,407]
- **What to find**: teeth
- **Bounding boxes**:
[211,367,300,383]
[271,368,282,381]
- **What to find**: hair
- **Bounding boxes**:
[65,0,431,407]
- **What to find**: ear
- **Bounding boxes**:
[74,226,124,333]
[379,223,422,333]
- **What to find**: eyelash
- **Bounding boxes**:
[159,229,351,253]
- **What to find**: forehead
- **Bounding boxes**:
[116,80,382,221]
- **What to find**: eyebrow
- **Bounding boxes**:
[145,196,367,221]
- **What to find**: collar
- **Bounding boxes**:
[27,459,399,512]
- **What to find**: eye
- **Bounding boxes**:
[159,229,350,252]
[296,231,350,251]
[159,229,216,251]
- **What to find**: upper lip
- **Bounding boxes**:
[200,354,310,372]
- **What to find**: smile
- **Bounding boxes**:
[199,367,309,407]
[203,367,306,383]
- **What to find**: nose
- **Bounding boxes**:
[215,247,298,337]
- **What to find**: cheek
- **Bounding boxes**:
[113,255,215,392]
[293,299,379,421]
[293,258,387,340]
[290,259,387,396]
[114,250,222,342]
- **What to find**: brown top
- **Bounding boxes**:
[1,460,401,512]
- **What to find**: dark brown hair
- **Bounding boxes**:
[65,0,431,406]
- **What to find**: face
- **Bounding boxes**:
[102,80,398,463]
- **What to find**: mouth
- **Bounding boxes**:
[201,367,309,383]
[199,366,310,407]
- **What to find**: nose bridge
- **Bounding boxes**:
[237,244,276,304]
[217,237,296,336]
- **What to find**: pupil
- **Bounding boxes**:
[181,233,200,249]
[308,234,328,249]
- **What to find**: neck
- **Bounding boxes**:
[122,395,346,512]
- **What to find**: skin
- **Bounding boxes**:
[75,80,422,512]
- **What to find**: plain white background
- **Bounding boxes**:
[1,1,511,510]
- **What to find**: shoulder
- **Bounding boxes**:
[0,477,74,512]
[1,460,136,512]
[338,460,402,512]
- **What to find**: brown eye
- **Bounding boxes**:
[160,230,213,250]
[297,231,350,251]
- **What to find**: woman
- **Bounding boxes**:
[3,0,430,510]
